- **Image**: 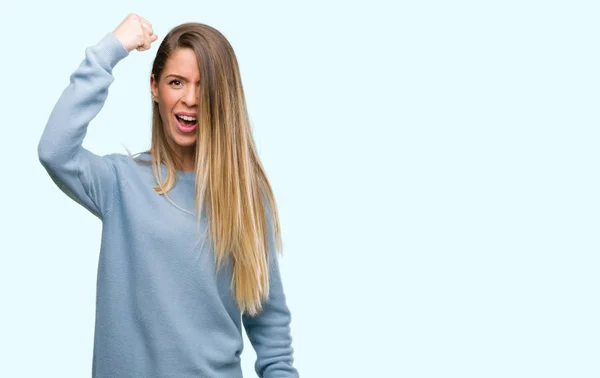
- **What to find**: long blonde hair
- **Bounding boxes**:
[127,22,283,316]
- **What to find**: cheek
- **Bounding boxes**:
[162,95,179,114]
[158,96,174,116]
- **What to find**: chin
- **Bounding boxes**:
[171,136,197,148]
[176,140,197,148]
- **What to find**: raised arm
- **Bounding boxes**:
[38,14,156,219]
[37,32,129,219]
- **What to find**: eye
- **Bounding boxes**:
[169,79,182,86]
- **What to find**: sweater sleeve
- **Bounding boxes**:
[37,32,129,220]
[242,211,299,378]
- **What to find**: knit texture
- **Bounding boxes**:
[38,32,298,378]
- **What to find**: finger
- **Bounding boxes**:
[136,33,150,51]
[139,16,152,29]
[140,20,152,34]
[139,23,153,48]
[141,22,155,42]
[142,36,151,51]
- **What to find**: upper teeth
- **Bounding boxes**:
[177,114,197,121]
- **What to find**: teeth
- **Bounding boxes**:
[176,114,197,122]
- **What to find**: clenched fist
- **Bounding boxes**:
[112,13,158,53]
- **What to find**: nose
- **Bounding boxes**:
[182,86,199,107]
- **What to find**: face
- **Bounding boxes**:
[150,48,200,156]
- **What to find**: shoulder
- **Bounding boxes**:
[101,152,150,185]
[102,151,150,167]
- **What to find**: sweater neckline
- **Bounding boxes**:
[175,169,196,180]
[137,152,197,180]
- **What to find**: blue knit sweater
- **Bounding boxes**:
[37,32,298,378]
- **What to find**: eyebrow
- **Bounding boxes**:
[166,74,200,83]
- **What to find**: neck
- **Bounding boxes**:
[166,141,196,172]
[174,152,196,172]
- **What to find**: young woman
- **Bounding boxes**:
[38,13,299,378]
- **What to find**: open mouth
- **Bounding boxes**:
[174,114,198,133]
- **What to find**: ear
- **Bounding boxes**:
[150,74,158,99]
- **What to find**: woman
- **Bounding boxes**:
[38,13,299,378]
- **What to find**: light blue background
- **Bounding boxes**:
[1,1,598,377]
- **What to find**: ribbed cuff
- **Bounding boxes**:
[95,32,130,68]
